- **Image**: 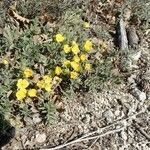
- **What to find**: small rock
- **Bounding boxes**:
[114,109,120,117]
[139,92,147,101]
[33,113,41,124]
[103,110,114,123]
[130,87,146,101]
[130,50,141,61]
[24,117,33,125]
[121,131,128,141]
[127,26,139,48]
[35,133,46,143]
[128,74,137,84]
[81,113,91,124]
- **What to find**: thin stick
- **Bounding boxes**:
[42,128,124,150]
[88,137,100,149]
[41,109,146,150]
[78,109,146,140]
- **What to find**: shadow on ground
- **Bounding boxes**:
[0,114,15,149]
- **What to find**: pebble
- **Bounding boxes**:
[131,87,146,101]
[24,117,33,125]
[121,131,128,141]
[138,92,147,101]
[81,113,91,124]
[127,26,139,48]
[114,109,120,117]
[33,113,42,124]
[128,74,136,84]
[103,110,114,123]
[35,133,46,143]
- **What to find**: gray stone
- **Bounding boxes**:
[131,87,146,101]
[35,133,46,143]
[103,110,114,123]
[33,113,41,124]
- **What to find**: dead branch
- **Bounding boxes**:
[41,109,147,150]
[42,127,124,150]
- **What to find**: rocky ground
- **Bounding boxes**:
[3,83,150,150]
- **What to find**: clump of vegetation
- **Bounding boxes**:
[0,0,123,125]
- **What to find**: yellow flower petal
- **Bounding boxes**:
[70,61,80,72]
[85,63,91,71]
[17,79,29,89]
[24,68,33,78]
[28,89,37,97]
[63,44,71,53]
[43,75,52,83]
[84,40,93,52]
[55,66,62,75]
[70,71,78,79]
[16,89,27,100]
[55,33,65,43]
[3,59,9,65]
[83,22,90,28]
[37,80,45,89]
[73,55,80,63]
[71,41,80,54]
[80,54,87,61]
[44,83,52,92]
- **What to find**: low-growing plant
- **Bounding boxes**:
[0,1,123,125]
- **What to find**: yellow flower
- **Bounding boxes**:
[63,44,71,53]
[71,41,80,54]
[44,83,52,92]
[55,33,65,43]
[28,89,37,97]
[63,60,70,67]
[80,54,87,61]
[37,77,52,92]
[84,40,93,52]
[85,63,91,71]
[70,71,78,79]
[70,61,80,72]
[83,22,90,28]
[73,55,80,63]
[43,75,52,83]
[55,66,62,75]
[24,68,33,78]
[3,59,9,65]
[16,89,27,100]
[37,80,45,89]
[17,79,29,89]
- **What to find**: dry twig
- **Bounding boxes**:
[42,109,147,150]
[42,127,124,150]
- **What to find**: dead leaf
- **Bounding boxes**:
[32,74,41,83]
[52,95,65,113]
[7,90,12,98]
[33,34,48,44]
[8,9,30,24]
